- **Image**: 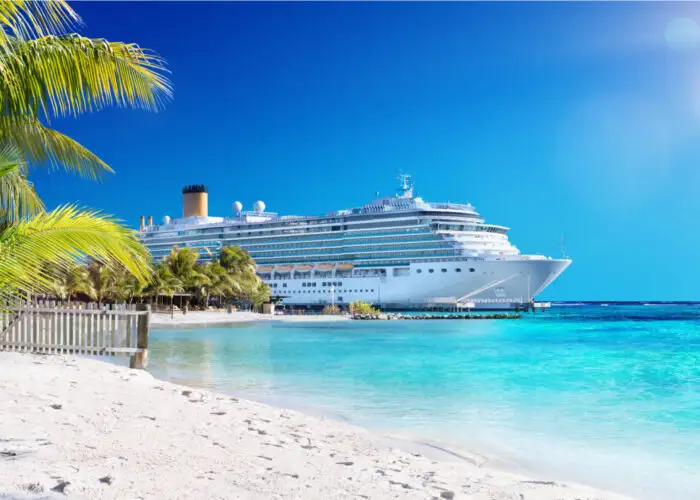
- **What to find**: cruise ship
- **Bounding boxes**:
[138,176,571,309]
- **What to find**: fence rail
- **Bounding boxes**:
[0,301,151,369]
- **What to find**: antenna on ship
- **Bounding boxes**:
[397,172,414,198]
[560,233,567,259]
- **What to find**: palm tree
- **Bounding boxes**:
[199,262,240,308]
[64,263,93,303]
[86,260,113,306]
[0,1,171,306]
[146,261,183,317]
[164,246,210,292]
[219,246,257,278]
[39,261,93,303]
[108,265,145,304]
[235,278,270,311]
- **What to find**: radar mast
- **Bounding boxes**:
[397,173,414,198]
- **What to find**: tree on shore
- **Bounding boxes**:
[0,0,171,306]
[47,245,269,310]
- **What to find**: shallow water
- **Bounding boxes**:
[148,305,700,499]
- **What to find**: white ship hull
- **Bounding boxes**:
[268,257,571,310]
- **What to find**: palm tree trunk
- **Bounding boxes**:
[170,295,174,319]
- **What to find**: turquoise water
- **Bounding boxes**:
[149,306,700,499]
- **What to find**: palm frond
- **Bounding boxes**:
[0,143,44,223]
[220,245,258,278]
[0,1,79,45]
[0,34,172,120]
[0,117,113,179]
[0,205,151,304]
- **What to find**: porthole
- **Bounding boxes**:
[429,269,434,273]
[416,269,422,274]
[469,268,475,272]
[441,269,447,273]
[455,268,462,273]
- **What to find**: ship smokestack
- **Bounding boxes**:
[182,185,208,218]
[147,215,153,227]
[140,215,145,231]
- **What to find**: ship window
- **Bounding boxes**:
[441,269,447,273]
[455,268,462,272]
[312,283,316,287]
[416,269,422,274]
[283,283,287,288]
[371,289,374,292]
[322,282,327,286]
[469,268,475,272]
[429,269,434,273]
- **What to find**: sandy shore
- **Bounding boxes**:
[0,352,630,500]
[151,310,350,327]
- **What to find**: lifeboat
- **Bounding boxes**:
[337,264,354,270]
[276,265,293,271]
[257,266,274,272]
[317,264,335,270]
[295,264,313,271]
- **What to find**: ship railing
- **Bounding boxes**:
[466,298,525,304]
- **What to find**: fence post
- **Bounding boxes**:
[130,304,150,370]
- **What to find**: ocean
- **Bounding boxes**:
[148,305,700,500]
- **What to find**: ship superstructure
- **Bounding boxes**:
[139,176,570,309]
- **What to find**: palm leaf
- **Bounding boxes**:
[0,1,79,45]
[0,205,151,304]
[1,34,172,120]
[0,117,113,179]
[0,143,44,223]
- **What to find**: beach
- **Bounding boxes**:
[151,310,350,327]
[0,351,629,500]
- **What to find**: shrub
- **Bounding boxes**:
[322,304,341,315]
[349,301,380,315]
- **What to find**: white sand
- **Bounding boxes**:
[151,310,350,327]
[0,352,631,500]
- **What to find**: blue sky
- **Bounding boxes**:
[33,2,700,301]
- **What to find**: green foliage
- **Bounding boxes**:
[219,246,257,277]
[322,304,341,315]
[0,0,171,306]
[0,205,151,304]
[45,245,266,307]
[349,301,380,316]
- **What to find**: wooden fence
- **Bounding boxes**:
[0,301,151,369]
